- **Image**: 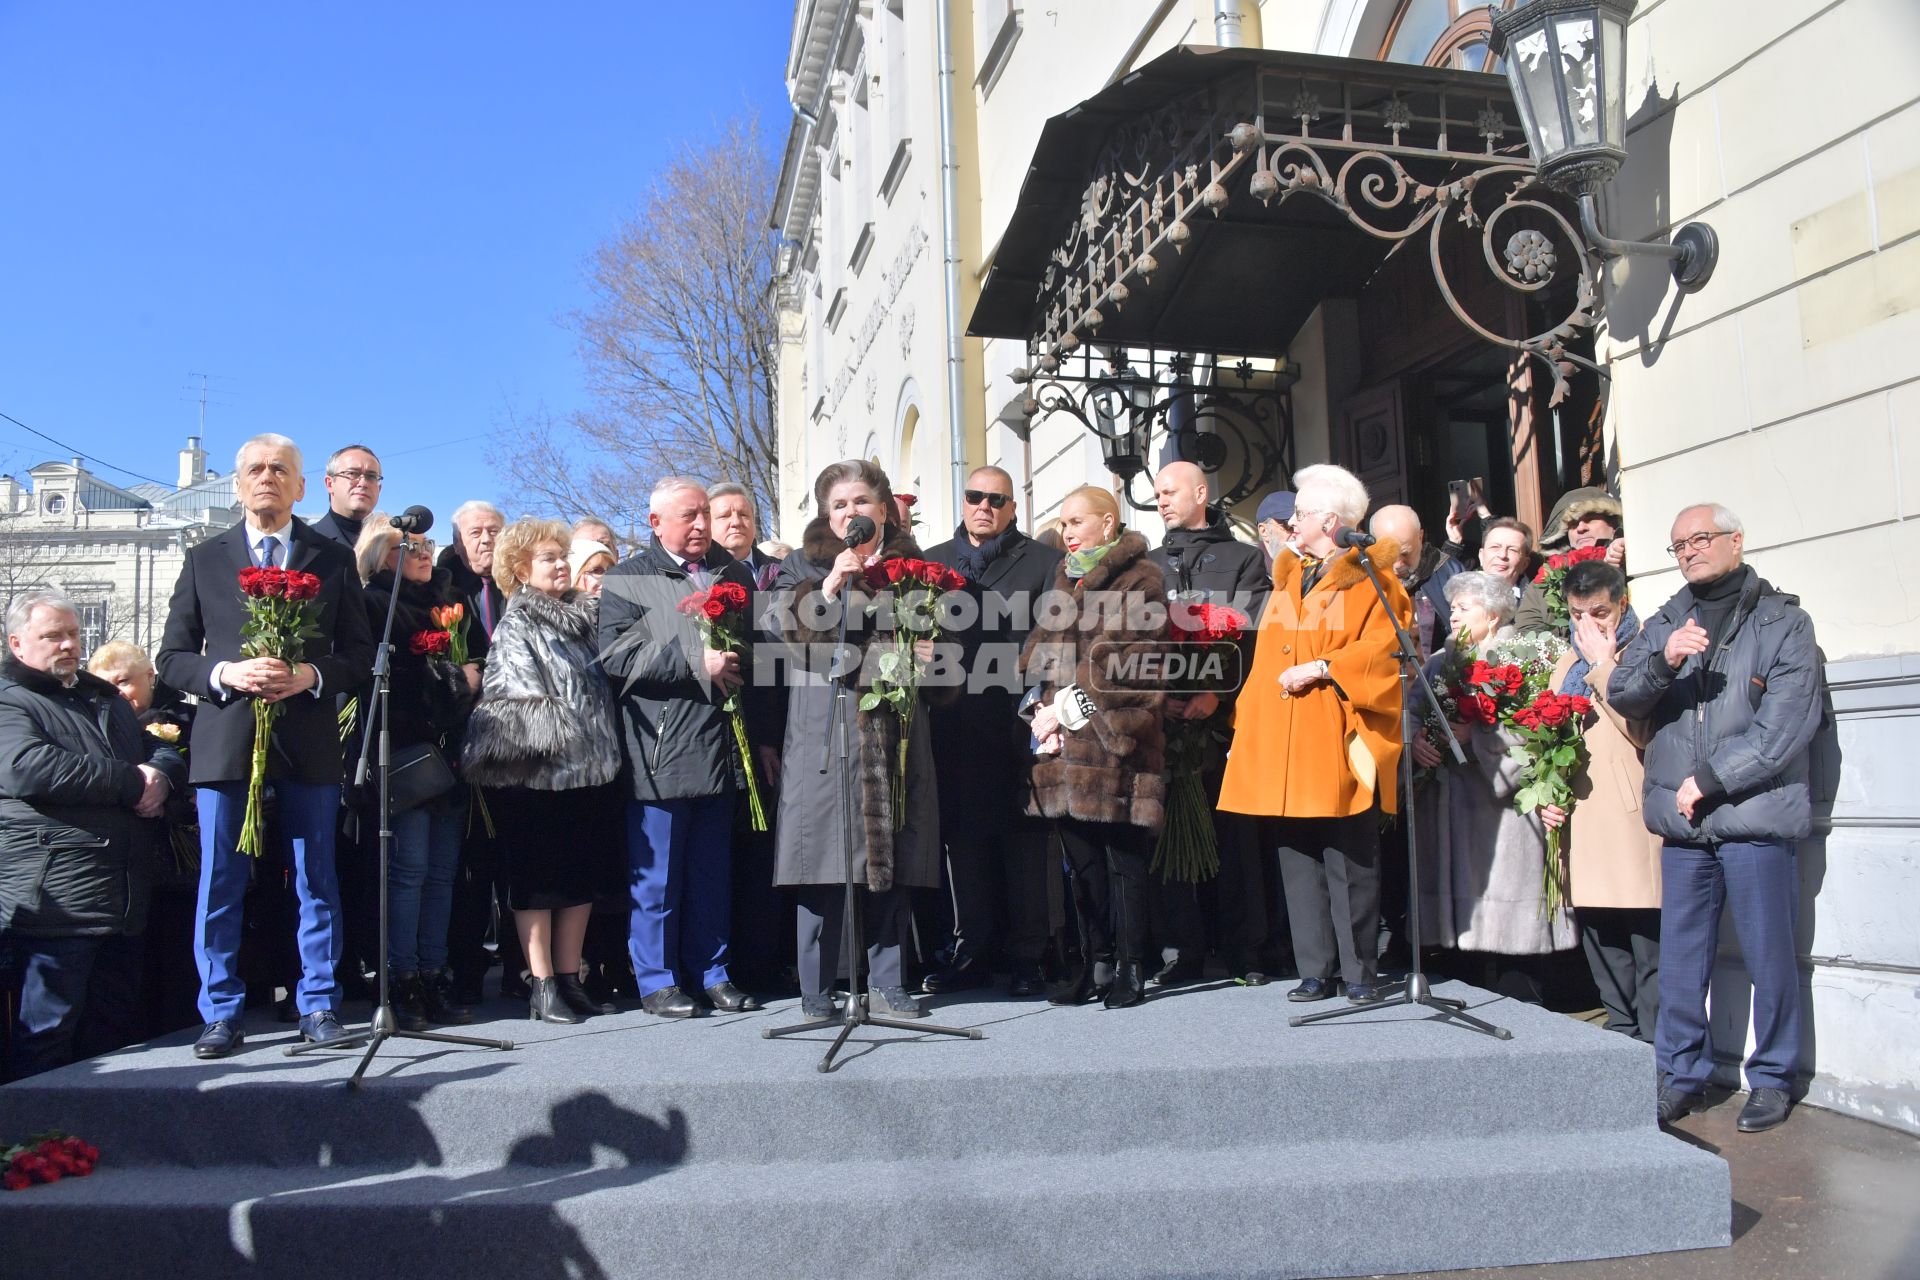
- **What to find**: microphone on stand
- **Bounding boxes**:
[1335,526,1376,550]
[389,505,434,535]
[841,514,877,549]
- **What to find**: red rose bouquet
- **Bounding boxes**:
[408,629,452,657]
[1507,687,1592,918]
[858,557,968,828]
[3,1133,100,1191]
[1152,603,1248,884]
[1532,544,1609,630]
[236,565,325,857]
[677,578,767,831]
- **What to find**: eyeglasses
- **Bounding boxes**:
[405,539,436,556]
[1665,530,1732,558]
[329,468,382,485]
[963,490,1012,510]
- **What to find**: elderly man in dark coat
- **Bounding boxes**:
[1,590,185,1078]
[1610,502,1822,1135]
[920,465,1063,997]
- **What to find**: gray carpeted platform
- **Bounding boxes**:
[0,980,1729,1278]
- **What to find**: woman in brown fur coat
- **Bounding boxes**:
[769,459,945,1022]
[1019,485,1168,1009]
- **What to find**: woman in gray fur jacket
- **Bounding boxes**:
[461,518,622,1024]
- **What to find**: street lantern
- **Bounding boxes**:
[1491,0,1718,290]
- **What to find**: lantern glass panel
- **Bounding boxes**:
[1554,15,1602,148]
[1509,25,1566,158]
[1601,13,1625,145]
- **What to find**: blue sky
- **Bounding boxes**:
[0,2,794,530]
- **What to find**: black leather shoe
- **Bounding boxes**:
[1737,1087,1791,1133]
[298,1010,351,1046]
[704,982,762,1013]
[555,973,617,1017]
[273,993,299,1025]
[1104,961,1146,1009]
[1346,981,1386,1005]
[1657,1085,1704,1127]
[389,973,431,1032]
[1008,963,1045,998]
[640,986,702,1019]
[1146,955,1203,989]
[193,1020,245,1059]
[499,969,532,1001]
[921,948,992,994]
[1048,966,1095,1005]
[1287,977,1337,1003]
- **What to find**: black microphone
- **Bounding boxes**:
[842,514,877,549]
[1336,526,1376,549]
[389,506,434,535]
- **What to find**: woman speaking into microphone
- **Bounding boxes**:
[767,460,946,1021]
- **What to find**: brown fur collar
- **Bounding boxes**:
[1272,537,1402,598]
[799,515,921,569]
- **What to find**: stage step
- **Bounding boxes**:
[0,983,1730,1278]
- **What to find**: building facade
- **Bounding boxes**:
[0,436,241,655]
[773,0,1920,1131]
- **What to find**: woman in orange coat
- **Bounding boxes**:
[1220,464,1410,1005]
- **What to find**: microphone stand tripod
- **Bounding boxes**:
[288,530,516,1084]
[1288,539,1511,1040]
[764,543,982,1071]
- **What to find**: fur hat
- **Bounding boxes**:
[1540,487,1622,548]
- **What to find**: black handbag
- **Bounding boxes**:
[385,741,459,813]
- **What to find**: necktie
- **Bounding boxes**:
[258,535,280,569]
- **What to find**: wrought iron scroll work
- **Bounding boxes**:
[1025,66,1603,409]
[1019,347,1296,512]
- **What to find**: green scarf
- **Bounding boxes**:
[1064,537,1119,580]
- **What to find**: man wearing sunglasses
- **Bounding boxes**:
[922,467,1064,997]
[311,445,384,549]
[1610,503,1822,1136]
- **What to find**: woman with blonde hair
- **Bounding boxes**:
[1020,483,1169,1008]
[461,518,623,1023]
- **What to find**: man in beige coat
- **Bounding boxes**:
[1543,560,1662,1042]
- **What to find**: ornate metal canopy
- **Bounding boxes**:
[970,45,1601,406]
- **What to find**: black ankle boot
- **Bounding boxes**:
[555,972,616,1017]
[529,976,582,1024]
[1088,959,1116,1003]
[390,972,431,1031]
[1104,961,1145,1009]
[421,970,475,1025]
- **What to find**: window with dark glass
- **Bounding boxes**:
[1379,0,1517,73]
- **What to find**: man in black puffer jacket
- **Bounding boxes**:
[1147,462,1273,987]
[0,590,186,1079]
[1609,502,1822,1136]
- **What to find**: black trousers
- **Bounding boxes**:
[1275,813,1381,987]
[447,795,524,992]
[1056,818,1150,966]
[1579,906,1661,1042]
[1203,808,1269,961]
[795,884,907,996]
[945,822,1051,965]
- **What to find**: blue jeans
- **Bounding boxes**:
[625,796,734,998]
[1,933,141,1081]
[196,781,343,1023]
[388,793,463,975]
[1656,839,1805,1093]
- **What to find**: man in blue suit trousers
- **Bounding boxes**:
[157,433,374,1058]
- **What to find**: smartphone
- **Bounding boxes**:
[1447,477,1486,514]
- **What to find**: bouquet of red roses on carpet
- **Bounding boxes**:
[1533,544,1610,630]
[236,565,324,857]
[859,557,968,829]
[3,1133,100,1191]
[1450,631,1583,917]
[677,579,768,831]
[1152,602,1248,884]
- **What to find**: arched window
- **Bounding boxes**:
[45,493,66,514]
[1379,0,1515,73]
